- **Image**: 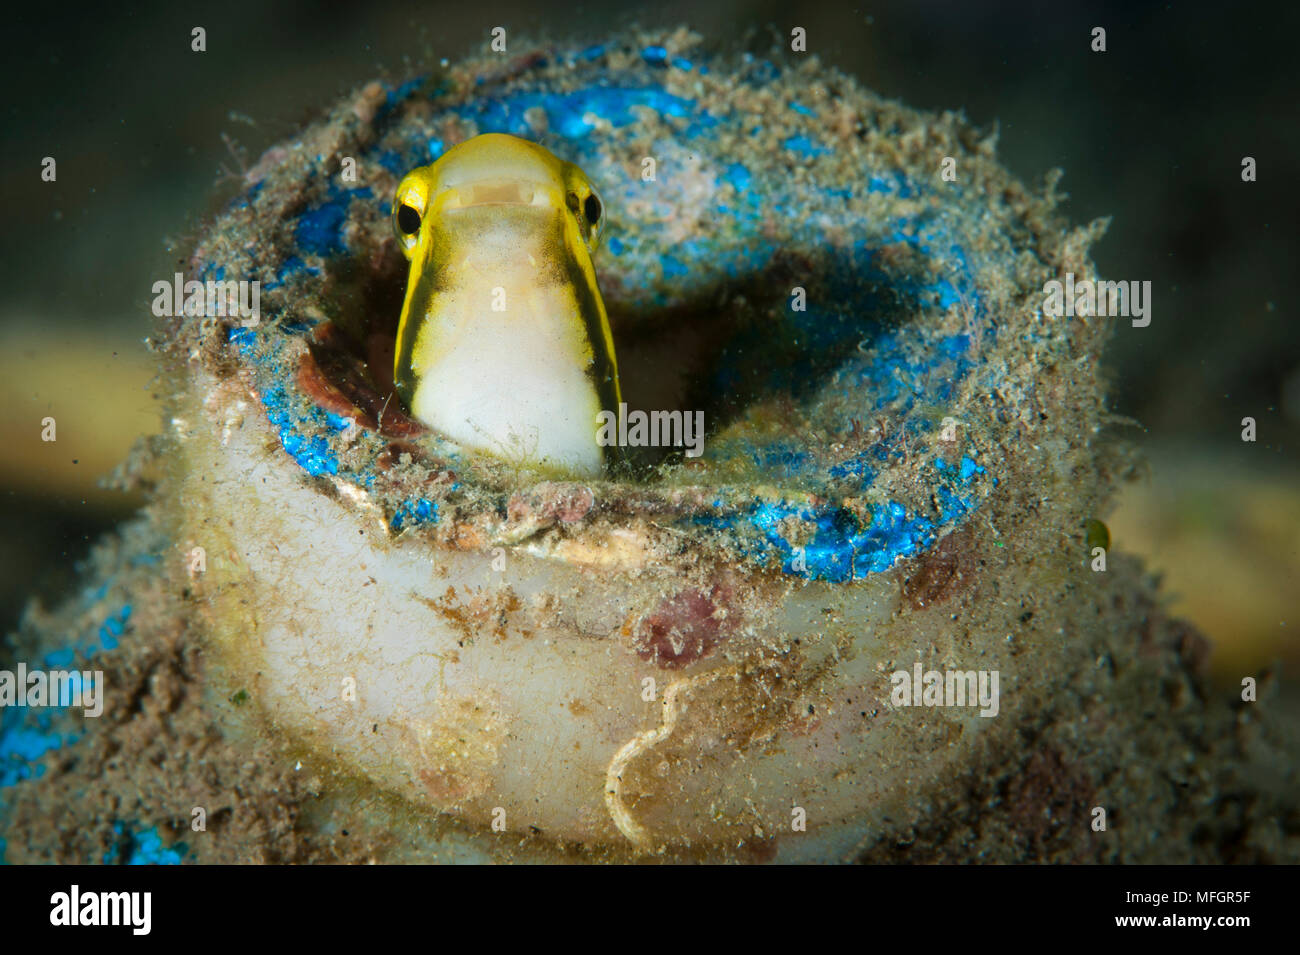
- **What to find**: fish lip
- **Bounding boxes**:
[442,178,543,208]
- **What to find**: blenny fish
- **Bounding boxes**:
[391,133,621,478]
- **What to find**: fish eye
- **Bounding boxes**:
[396,203,421,236]
[566,184,604,250]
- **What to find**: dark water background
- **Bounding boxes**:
[1,0,1296,669]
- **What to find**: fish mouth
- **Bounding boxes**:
[444,178,542,208]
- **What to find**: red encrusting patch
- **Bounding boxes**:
[298,322,425,438]
[507,482,595,525]
[901,526,976,610]
[632,583,737,669]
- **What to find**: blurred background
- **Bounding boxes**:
[2,0,1296,681]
